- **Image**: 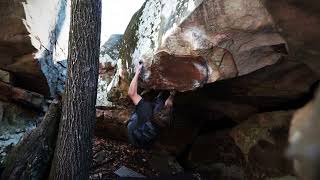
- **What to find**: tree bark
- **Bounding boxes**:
[49,0,101,179]
[1,100,62,180]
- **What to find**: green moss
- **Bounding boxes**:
[119,0,148,76]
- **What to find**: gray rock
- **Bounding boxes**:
[114,166,145,178]
[0,70,11,84]
[101,34,123,60]
[0,101,38,165]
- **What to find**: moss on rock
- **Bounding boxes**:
[119,1,147,74]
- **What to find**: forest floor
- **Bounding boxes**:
[89,137,160,180]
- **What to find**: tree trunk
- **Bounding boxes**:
[49,0,101,179]
[1,100,62,180]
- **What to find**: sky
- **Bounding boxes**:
[101,0,145,43]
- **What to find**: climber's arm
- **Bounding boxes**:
[128,64,142,105]
[165,91,176,108]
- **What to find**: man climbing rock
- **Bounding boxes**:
[127,62,175,148]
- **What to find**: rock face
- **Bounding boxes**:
[23,0,71,96]
[230,111,294,178]
[0,0,73,97]
[100,34,123,61]
[288,89,320,180]
[174,59,318,123]
[94,2,319,179]
[119,0,287,92]
[188,111,294,179]
[0,0,50,96]
[97,35,125,107]
[0,81,48,111]
[0,0,67,171]
[0,101,39,166]
[264,0,320,77]
[12,0,121,104]
[0,0,319,179]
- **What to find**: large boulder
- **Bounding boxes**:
[0,0,50,96]
[230,111,294,178]
[118,0,287,92]
[188,111,294,179]
[174,59,318,123]
[22,0,121,103]
[23,0,70,96]
[264,0,320,77]
[288,89,320,180]
[0,0,71,97]
[188,131,247,179]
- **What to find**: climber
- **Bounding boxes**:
[127,62,175,148]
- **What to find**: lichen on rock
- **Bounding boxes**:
[230,111,293,161]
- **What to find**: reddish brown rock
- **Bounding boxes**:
[0,81,47,111]
[144,51,207,91]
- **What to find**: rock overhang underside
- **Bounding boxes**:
[120,0,288,92]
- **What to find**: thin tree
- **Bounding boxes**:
[49,0,101,179]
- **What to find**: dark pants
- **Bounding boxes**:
[127,93,167,148]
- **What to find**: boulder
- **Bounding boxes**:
[0,0,50,96]
[188,111,295,179]
[174,59,318,123]
[230,111,294,178]
[96,73,114,107]
[97,34,124,107]
[23,0,71,96]
[104,59,130,104]
[264,0,320,77]
[188,131,247,179]
[0,101,40,166]
[1,100,61,180]
[287,89,320,180]
[100,34,123,60]
[0,70,11,83]
[0,81,48,111]
[118,0,287,92]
